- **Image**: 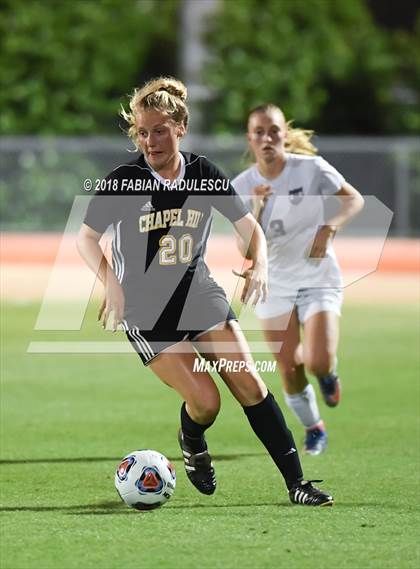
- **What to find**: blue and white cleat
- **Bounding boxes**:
[303,423,328,455]
[318,374,341,407]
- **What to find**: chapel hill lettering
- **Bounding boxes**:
[139,208,204,233]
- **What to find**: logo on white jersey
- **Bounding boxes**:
[289,187,303,205]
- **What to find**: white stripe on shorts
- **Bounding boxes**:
[128,327,155,361]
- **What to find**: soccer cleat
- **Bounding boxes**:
[178,429,216,495]
[317,374,341,407]
[303,424,328,455]
[288,480,333,507]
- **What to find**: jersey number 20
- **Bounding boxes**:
[159,234,193,265]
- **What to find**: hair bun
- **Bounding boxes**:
[156,77,187,101]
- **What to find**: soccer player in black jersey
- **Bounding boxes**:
[77,77,333,506]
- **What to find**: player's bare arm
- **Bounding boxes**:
[309,182,365,258]
[76,223,125,330]
[250,183,273,220]
[233,213,268,306]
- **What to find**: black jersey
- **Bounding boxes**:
[84,152,247,329]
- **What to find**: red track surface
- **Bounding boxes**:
[1,233,419,273]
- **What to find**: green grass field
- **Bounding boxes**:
[1,301,419,569]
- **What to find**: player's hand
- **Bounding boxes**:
[309,225,337,258]
[232,264,268,306]
[98,274,125,332]
[251,184,273,213]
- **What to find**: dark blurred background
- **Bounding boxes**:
[0,0,419,234]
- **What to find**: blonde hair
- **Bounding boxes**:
[248,104,317,156]
[121,77,189,150]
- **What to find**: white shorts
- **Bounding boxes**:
[255,287,343,323]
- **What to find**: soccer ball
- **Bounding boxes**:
[115,450,176,510]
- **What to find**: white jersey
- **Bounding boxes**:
[232,153,345,290]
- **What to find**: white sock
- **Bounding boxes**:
[284,384,322,429]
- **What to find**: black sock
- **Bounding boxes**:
[318,372,338,381]
[180,402,215,453]
[243,392,303,489]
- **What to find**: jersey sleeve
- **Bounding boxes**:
[205,161,249,222]
[315,157,346,195]
[84,194,115,233]
[83,169,124,233]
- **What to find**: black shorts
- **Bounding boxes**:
[124,284,236,366]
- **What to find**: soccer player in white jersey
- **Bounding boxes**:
[233,104,364,455]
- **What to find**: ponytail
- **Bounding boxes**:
[285,121,317,155]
